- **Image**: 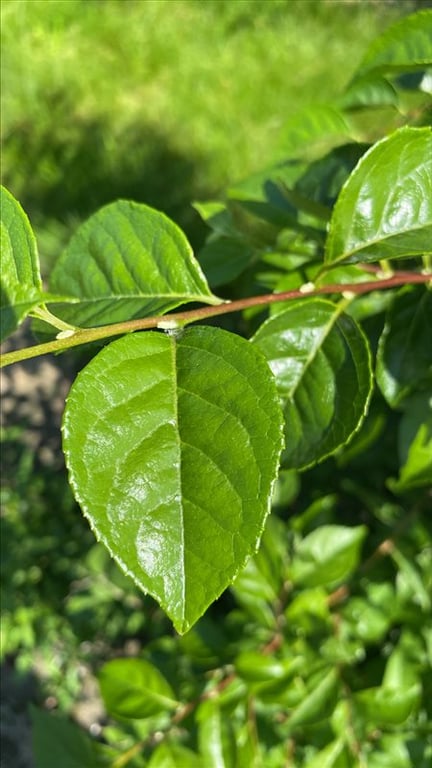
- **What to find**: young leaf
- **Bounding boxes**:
[325,127,432,265]
[376,286,432,408]
[1,186,43,341]
[285,668,339,732]
[251,299,372,469]
[353,9,432,80]
[48,200,221,328]
[63,327,284,633]
[289,524,367,588]
[340,73,398,111]
[98,657,178,719]
[279,104,351,155]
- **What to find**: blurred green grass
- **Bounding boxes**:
[1,0,416,267]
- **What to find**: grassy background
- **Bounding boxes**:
[1,0,418,267]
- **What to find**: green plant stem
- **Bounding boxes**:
[1,272,430,368]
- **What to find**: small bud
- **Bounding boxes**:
[299,282,315,294]
[56,329,75,339]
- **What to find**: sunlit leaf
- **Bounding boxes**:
[325,127,432,264]
[0,186,43,341]
[49,200,221,328]
[252,299,372,468]
[354,10,432,79]
[63,327,283,633]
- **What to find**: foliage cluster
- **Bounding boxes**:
[1,9,432,768]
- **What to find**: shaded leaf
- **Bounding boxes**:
[325,127,432,264]
[63,327,283,633]
[376,286,432,408]
[49,200,220,328]
[197,236,255,287]
[389,392,432,493]
[252,299,372,469]
[31,707,108,768]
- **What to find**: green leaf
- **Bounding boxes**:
[31,707,107,768]
[197,700,237,768]
[376,287,432,408]
[286,668,340,732]
[302,739,346,768]
[325,127,432,265]
[197,237,255,288]
[290,524,367,588]
[280,104,352,155]
[63,327,283,633]
[354,10,432,79]
[389,393,432,493]
[340,74,399,111]
[251,299,372,469]
[148,743,203,768]
[354,684,421,726]
[0,186,43,341]
[98,657,177,719]
[49,200,220,328]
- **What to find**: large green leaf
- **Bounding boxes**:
[0,186,43,341]
[325,127,432,264]
[98,657,178,719]
[49,200,220,328]
[376,286,432,408]
[353,10,432,79]
[251,299,372,469]
[63,327,283,633]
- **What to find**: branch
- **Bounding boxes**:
[1,271,430,367]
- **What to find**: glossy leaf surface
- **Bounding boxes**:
[325,127,432,264]
[49,200,220,328]
[197,700,236,768]
[0,186,42,341]
[252,299,372,468]
[63,327,283,633]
